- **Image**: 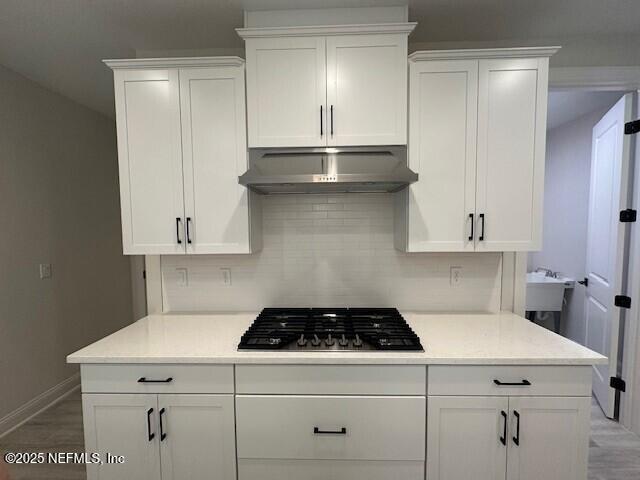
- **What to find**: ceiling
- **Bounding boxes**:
[547,91,624,130]
[0,0,639,117]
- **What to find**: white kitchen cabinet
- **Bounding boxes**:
[238,24,415,148]
[83,393,236,480]
[396,48,557,253]
[82,394,161,480]
[106,57,260,255]
[506,396,590,480]
[243,36,326,147]
[427,396,508,480]
[112,68,185,255]
[326,33,408,146]
[159,395,237,480]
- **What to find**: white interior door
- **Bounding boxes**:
[245,36,326,147]
[326,34,408,146]
[585,93,635,418]
[82,394,160,480]
[113,68,185,254]
[475,58,548,251]
[427,396,508,480]
[405,59,478,251]
[180,66,251,254]
[158,394,237,480]
[506,396,591,480]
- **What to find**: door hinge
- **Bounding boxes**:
[625,119,640,135]
[620,209,637,222]
[610,376,626,392]
[615,295,631,309]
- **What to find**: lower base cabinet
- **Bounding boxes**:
[427,396,590,480]
[82,393,236,480]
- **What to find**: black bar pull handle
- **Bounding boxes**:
[500,410,507,445]
[176,218,182,244]
[493,379,531,387]
[159,407,167,441]
[468,213,474,241]
[138,377,174,384]
[186,217,193,244]
[513,410,520,446]
[314,427,347,435]
[479,213,485,241]
[320,105,323,137]
[330,105,334,136]
[146,408,155,441]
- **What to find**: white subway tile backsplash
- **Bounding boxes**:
[162,193,503,312]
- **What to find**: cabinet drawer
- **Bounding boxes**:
[428,365,591,397]
[236,395,425,461]
[81,364,234,394]
[238,459,424,480]
[235,365,426,395]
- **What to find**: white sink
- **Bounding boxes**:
[525,272,575,311]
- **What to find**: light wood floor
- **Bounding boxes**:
[1,390,639,479]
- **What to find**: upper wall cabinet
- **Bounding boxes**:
[106,57,261,255]
[395,48,558,253]
[237,24,416,148]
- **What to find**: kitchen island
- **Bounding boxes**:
[68,312,605,480]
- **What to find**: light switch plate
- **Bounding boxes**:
[39,263,52,279]
[176,267,188,287]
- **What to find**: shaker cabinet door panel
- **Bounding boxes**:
[475,58,548,251]
[82,394,160,480]
[326,34,408,146]
[113,69,185,255]
[245,36,326,147]
[405,59,478,251]
[159,394,237,480]
[180,67,253,254]
[427,396,508,480]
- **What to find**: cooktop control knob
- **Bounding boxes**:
[339,334,349,347]
[297,334,307,347]
[353,334,363,348]
[311,334,321,346]
[325,334,335,346]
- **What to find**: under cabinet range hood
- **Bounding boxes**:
[238,146,417,194]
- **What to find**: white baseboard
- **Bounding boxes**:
[0,373,80,439]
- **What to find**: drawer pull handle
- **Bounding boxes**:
[493,379,531,387]
[513,410,521,446]
[500,410,507,445]
[159,408,167,441]
[138,377,174,383]
[146,408,155,441]
[314,427,347,435]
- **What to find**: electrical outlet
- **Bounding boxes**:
[221,268,232,286]
[176,268,188,287]
[39,263,52,279]
[450,266,462,287]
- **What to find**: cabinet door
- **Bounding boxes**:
[159,395,237,480]
[180,66,254,254]
[82,394,160,480]
[113,69,185,254]
[245,36,326,147]
[326,34,408,146]
[475,58,548,251]
[506,397,590,480]
[427,396,508,480]
[404,60,478,251]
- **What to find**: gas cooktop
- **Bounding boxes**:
[237,308,423,351]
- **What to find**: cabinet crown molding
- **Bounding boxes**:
[409,46,561,62]
[236,22,417,39]
[103,56,245,70]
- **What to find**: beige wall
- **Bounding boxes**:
[0,63,132,422]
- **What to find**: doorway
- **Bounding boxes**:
[526,89,637,419]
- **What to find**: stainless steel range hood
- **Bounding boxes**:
[238,146,417,194]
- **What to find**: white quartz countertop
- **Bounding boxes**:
[67,312,606,366]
